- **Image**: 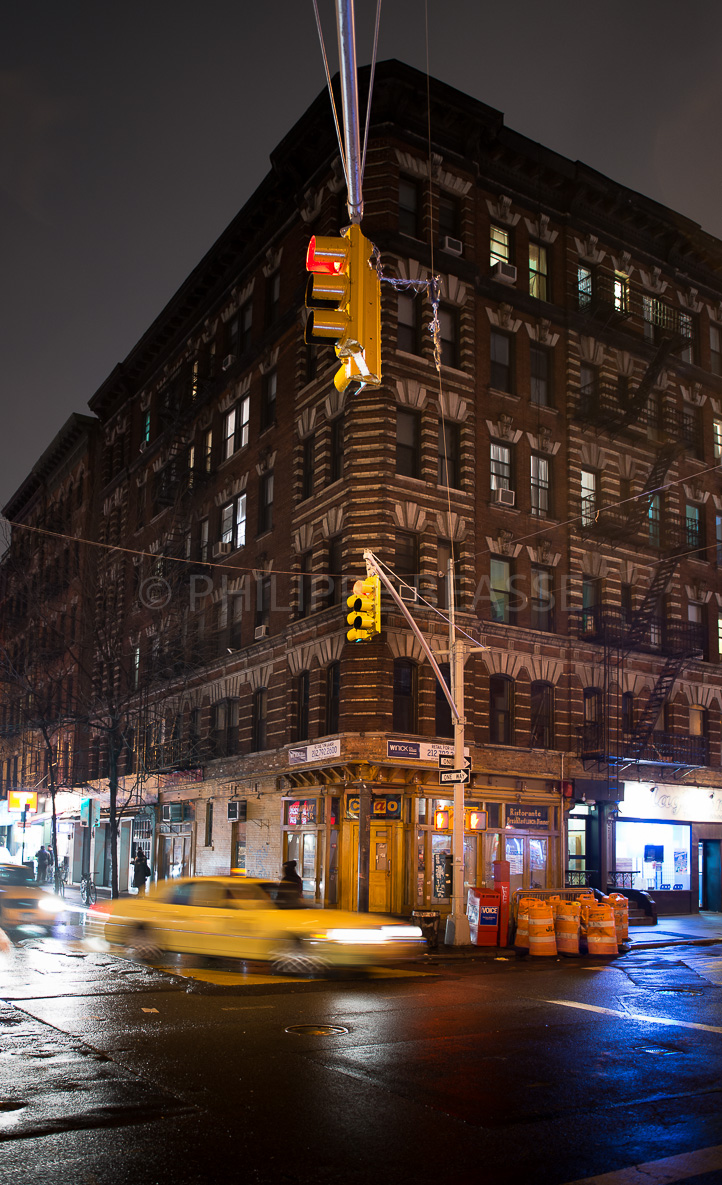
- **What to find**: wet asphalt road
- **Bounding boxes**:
[1,926,721,1185]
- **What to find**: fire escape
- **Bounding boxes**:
[569,266,706,792]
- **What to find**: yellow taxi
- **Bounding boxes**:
[88,876,424,973]
[0,864,66,934]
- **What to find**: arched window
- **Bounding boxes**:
[489,675,514,745]
[252,688,267,751]
[530,681,554,748]
[393,659,417,733]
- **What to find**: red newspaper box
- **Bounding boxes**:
[493,860,511,947]
[467,888,501,946]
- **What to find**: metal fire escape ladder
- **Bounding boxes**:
[612,334,682,435]
[624,656,683,761]
[621,441,683,536]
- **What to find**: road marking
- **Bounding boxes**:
[545,998,722,1034]
[560,1141,722,1184]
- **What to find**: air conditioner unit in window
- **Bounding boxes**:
[222,354,236,371]
[493,486,516,507]
[212,542,231,558]
[400,586,419,603]
[442,235,463,256]
[228,799,247,822]
[254,624,268,640]
[491,261,517,284]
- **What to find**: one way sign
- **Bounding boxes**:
[439,768,470,785]
[438,754,471,770]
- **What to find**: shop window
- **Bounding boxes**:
[615,819,691,892]
[530,681,554,748]
[489,675,514,744]
[435,663,453,738]
[393,659,417,733]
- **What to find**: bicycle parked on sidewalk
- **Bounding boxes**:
[80,872,97,906]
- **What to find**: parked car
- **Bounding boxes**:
[87,876,424,974]
[0,864,65,934]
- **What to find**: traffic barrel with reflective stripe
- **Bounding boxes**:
[514,898,533,951]
[528,900,557,957]
[585,903,618,956]
[607,893,629,944]
[555,899,581,956]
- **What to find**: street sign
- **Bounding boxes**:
[439,769,470,785]
[438,755,471,770]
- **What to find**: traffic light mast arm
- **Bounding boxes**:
[362,548,460,722]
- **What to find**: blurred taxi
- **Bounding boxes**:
[88,876,423,973]
[0,864,65,933]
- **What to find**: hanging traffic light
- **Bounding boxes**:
[305,224,381,393]
[345,575,381,642]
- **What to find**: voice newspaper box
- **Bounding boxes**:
[466,888,501,946]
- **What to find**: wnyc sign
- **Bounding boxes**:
[387,740,469,761]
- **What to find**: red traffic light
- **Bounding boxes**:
[306,236,348,274]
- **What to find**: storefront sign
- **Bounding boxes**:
[506,806,548,830]
[7,791,38,812]
[346,795,401,819]
[286,799,317,826]
[289,739,341,765]
[387,740,469,761]
[621,781,722,823]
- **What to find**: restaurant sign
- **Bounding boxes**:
[506,806,548,830]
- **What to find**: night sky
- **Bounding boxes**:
[3,1,722,510]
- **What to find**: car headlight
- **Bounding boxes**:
[38,895,65,914]
[381,925,423,940]
[325,928,387,945]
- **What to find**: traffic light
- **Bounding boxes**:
[305,223,381,393]
[346,575,381,642]
[434,808,450,830]
[466,808,487,832]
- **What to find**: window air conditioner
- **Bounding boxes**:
[228,799,248,822]
[254,624,268,640]
[222,354,236,371]
[491,261,517,284]
[442,235,463,256]
[493,487,516,507]
[400,586,419,603]
[212,542,231,558]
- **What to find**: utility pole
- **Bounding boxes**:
[335,0,363,225]
[445,557,471,945]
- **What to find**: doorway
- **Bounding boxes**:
[699,840,721,912]
[369,824,392,912]
[505,835,549,895]
[161,834,190,879]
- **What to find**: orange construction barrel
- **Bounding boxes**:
[607,893,629,944]
[514,898,533,951]
[555,899,581,956]
[528,900,557,957]
[585,903,618,956]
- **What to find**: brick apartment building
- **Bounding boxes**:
[2,60,722,915]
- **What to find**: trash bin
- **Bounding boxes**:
[411,910,441,950]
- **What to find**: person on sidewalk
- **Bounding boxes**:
[35,846,48,884]
[132,850,151,896]
[277,860,304,908]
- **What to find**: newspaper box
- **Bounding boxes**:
[466,888,501,946]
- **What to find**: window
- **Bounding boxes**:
[326,536,343,606]
[614,272,629,314]
[621,582,633,626]
[251,688,267,751]
[649,492,662,547]
[302,436,315,501]
[393,659,417,732]
[325,662,340,735]
[621,691,634,734]
[579,363,598,416]
[399,177,421,238]
[490,225,510,267]
[397,292,421,354]
[258,472,273,535]
[435,662,453,737]
[132,645,140,691]
[711,327,722,376]
[329,415,344,484]
[212,700,238,758]
[490,558,511,624]
[202,428,213,473]
[142,410,151,445]
[261,372,277,431]
[489,675,513,744]
[229,595,243,650]
[716,515,722,565]
[223,396,250,461]
[490,443,512,492]
[437,539,459,610]
[439,193,460,240]
[685,503,705,555]
[239,300,252,352]
[438,421,461,488]
[530,344,551,407]
[581,574,600,630]
[305,340,318,384]
[577,265,593,309]
[531,567,553,632]
[266,271,280,324]
[198,517,209,563]
[530,682,554,748]
[529,243,548,301]
[530,454,550,518]
[490,331,513,392]
[220,494,246,551]
[396,409,421,478]
[395,531,419,585]
[439,307,459,368]
[298,551,313,618]
[204,801,214,847]
[583,687,603,753]
[580,468,597,526]
[296,672,310,742]
[690,705,707,738]
[679,311,696,364]
[714,418,722,460]
[255,574,271,629]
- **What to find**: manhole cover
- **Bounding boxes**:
[285,1024,349,1036]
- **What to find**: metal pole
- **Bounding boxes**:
[445,557,471,946]
[335,0,363,224]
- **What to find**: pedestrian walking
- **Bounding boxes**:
[35,846,48,884]
[277,859,303,907]
[132,850,151,896]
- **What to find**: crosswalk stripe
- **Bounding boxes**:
[544,997,722,1035]
[559,1141,722,1184]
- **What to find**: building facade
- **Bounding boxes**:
[2,61,722,915]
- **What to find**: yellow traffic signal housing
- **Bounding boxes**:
[466,808,487,832]
[345,575,381,642]
[305,224,381,393]
[434,808,450,830]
